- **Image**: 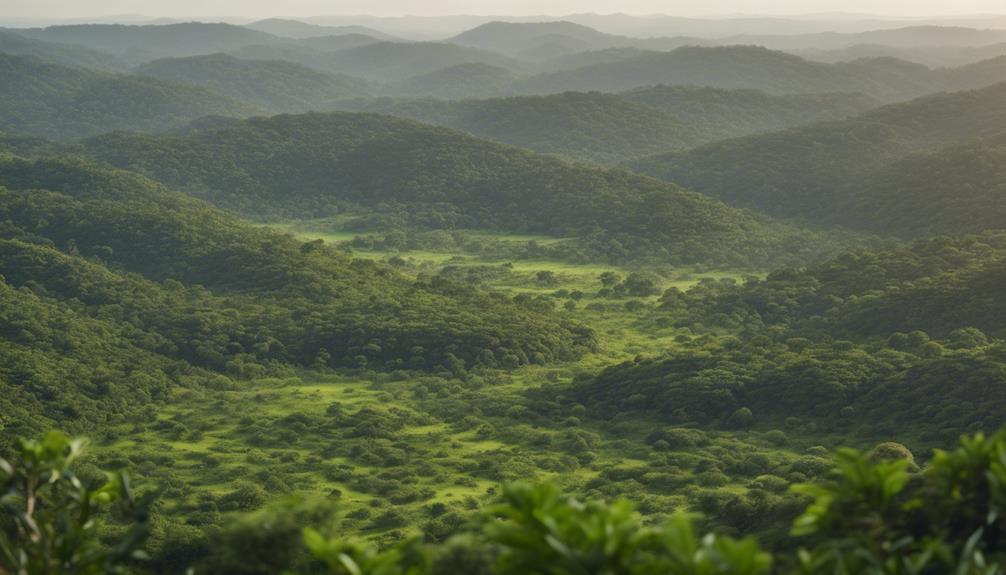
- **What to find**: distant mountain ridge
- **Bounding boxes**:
[135,53,374,112]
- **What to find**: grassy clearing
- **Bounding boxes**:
[90,224,827,545]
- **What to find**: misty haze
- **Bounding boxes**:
[2,2,1006,574]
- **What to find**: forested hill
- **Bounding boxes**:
[0,154,594,437]
[0,28,126,71]
[519,45,1006,102]
[335,92,703,164]
[134,54,374,112]
[841,135,1006,237]
[0,53,262,140]
[316,42,526,81]
[387,63,519,99]
[82,112,864,267]
[619,86,877,143]
[577,233,1006,439]
[337,88,876,163]
[628,82,1006,235]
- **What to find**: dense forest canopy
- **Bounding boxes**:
[581,233,1006,438]
[0,155,595,440]
[629,81,1006,235]
[81,111,868,266]
[0,53,262,140]
[3,11,1006,574]
[337,88,877,163]
[134,53,374,112]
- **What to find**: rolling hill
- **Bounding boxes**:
[80,111,861,267]
[792,42,1006,68]
[388,63,519,99]
[840,135,1006,237]
[335,92,702,163]
[135,53,373,112]
[319,41,526,81]
[0,154,594,434]
[336,87,877,163]
[629,82,1006,235]
[448,20,705,59]
[449,21,619,55]
[0,28,126,71]
[519,45,1006,102]
[0,53,261,140]
[13,22,283,64]
[577,233,1006,436]
[620,86,878,143]
[731,25,1006,51]
[245,18,400,41]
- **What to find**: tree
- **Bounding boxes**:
[0,431,154,575]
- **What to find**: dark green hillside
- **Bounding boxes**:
[939,55,1006,91]
[577,233,1006,438]
[337,92,701,163]
[629,82,1006,230]
[135,53,373,112]
[320,42,525,81]
[0,28,126,71]
[0,53,260,140]
[0,156,592,383]
[15,22,281,64]
[0,133,69,156]
[620,86,877,142]
[843,137,1006,236]
[389,63,518,99]
[82,112,860,267]
[340,88,874,163]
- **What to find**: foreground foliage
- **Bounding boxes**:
[8,430,1006,573]
[0,432,152,574]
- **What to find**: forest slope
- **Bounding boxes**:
[629,82,1006,234]
[82,112,864,266]
[0,155,594,439]
[135,53,373,112]
[339,88,877,163]
[578,233,1006,439]
[0,53,261,140]
[336,92,702,163]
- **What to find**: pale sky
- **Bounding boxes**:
[5,0,1006,19]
